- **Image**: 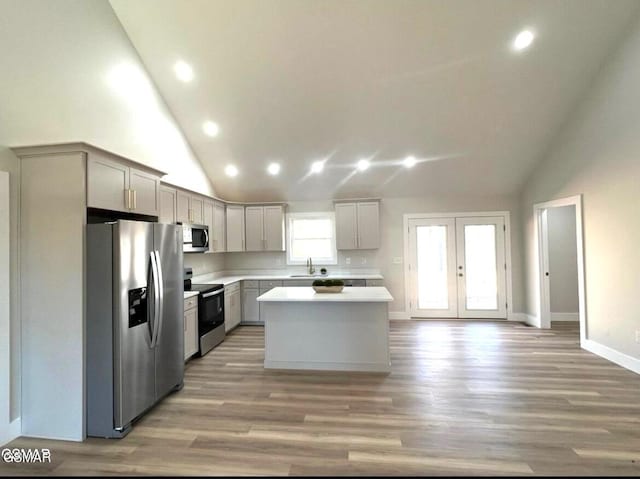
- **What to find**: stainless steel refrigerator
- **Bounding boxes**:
[86,220,184,438]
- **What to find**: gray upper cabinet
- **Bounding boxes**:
[226,205,245,252]
[356,202,380,249]
[245,205,285,252]
[335,201,380,250]
[87,155,161,216]
[159,186,177,224]
[212,202,226,252]
[128,168,160,216]
[245,206,265,251]
[203,200,214,252]
[176,190,205,224]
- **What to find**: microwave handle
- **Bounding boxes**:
[204,228,210,248]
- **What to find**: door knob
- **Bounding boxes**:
[545,272,550,276]
[458,273,464,277]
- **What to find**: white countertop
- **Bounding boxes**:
[192,272,384,287]
[257,286,393,303]
[183,291,199,299]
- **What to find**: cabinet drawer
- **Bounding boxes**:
[243,280,260,288]
[184,297,198,311]
[225,282,240,294]
[259,280,283,289]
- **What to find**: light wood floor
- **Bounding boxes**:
[3,320,640,476]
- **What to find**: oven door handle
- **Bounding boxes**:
[202,289,224,298]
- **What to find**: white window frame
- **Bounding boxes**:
[286,212,338,265]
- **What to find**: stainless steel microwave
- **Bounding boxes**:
[182,223,209,253]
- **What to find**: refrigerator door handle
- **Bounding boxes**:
[154,250,164,348]
[149,251,161,348]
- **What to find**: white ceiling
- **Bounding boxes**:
[110,0,639,201]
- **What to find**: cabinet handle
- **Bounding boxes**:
[125,189,130,209]
[132,190,137,210]
[184,314,187,332]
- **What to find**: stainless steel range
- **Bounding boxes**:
[184,268,225,355]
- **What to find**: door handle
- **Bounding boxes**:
[458,273,464,277]
[148,251,160,347]
[154,250,164,347]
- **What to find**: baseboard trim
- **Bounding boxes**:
[582,339,640,375]
[389,311,410,320]
[508,312,526,322]
[1,417,21,446]
[264,360,390,373]
[551,312,579,321]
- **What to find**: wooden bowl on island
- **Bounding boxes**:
[312,279,345,293]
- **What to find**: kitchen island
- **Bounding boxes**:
[257,286,393,372]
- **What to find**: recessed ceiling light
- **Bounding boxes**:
[267,162,281,175]
[225,164,238,177]
[310,161,324,174]
[174,60,194,82]
[513,30,535,51]
[403,155,417,168]
[357,159,370,171]
[203,121,220,137]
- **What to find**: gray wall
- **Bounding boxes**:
[521,14,640,358]
[547,206,579,314]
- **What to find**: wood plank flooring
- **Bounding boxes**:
[2,320,640,476]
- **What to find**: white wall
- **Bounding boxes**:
[521,14,640,359]
[547,206,579,315]
[0,0,214,197]
[223,195,524,315]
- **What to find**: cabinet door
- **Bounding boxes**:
[224,293,232,332]
[159,187,177,224]
[357,202,380,249]
[213,202,226,252]
[226,205,245,252]
[232,291,242,328]
[191,196,204,224]
[264,205,284,251]
[184,307,198,360]
[87,156,129,212]
[242,288,259,323]
[245,206,264,251]
[129,168,160,216]
[203,200,214,252]
[335,203,357,250]
[176,191,190,223]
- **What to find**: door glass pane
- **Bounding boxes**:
[464,224,497,310]
[417,226,449,309]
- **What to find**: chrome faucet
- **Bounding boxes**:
[307,257,315,275]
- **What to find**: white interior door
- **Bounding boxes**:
[408,218,457,318]
[456,217,507,319]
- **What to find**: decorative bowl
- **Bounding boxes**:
[312,285,344,293]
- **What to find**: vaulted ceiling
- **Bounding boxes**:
[110,0,639,201]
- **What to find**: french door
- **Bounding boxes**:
[408,216,507,319]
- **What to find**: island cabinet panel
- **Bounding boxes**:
[212,202,226,252]
[245,206,265,251]
[159,186,177,224]
[335,201,380,250]
[226,205,245,252]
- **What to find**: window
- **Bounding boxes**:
[286,212,337,265]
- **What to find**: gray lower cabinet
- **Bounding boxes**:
[225,282,241,331]
[184,297,198,361]
[242,286,260,324]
